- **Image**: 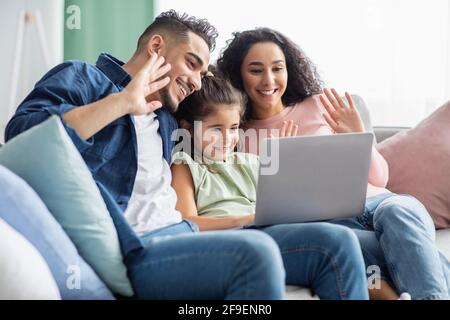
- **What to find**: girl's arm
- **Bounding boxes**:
[170,163,255,231]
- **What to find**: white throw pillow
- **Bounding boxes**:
[0,218,61,300]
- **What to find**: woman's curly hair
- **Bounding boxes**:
[217,28,323,117]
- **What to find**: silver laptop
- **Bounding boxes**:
[254,133,373,227]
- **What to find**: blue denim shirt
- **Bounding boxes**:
[5,53,178,255]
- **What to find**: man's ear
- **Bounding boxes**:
[146,34,166,55]
[180,120,192,131]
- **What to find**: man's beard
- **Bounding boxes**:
[160,86,178,113]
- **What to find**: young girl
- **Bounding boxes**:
[171,72,370,300]
[217,27,449,300]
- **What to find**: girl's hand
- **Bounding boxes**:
[320,88,365,133]
[235,214,255,227]
[270,120,299,138]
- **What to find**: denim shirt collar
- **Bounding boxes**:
[96,53,131,89]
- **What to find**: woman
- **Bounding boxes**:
[217,27,450,300]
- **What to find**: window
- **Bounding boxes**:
[156,0,450,127]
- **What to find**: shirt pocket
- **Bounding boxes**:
[84,117,133,162]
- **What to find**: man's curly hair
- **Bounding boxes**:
[217,28,323,117]
[137,10,218,52]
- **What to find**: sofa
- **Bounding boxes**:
[0,96,449,300]
[285,125,450,299]
[285,96,450,299]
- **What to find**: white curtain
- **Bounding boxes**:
[156,0,450,127]
[0,0,64,143]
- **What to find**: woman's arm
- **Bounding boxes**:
[170,163,255,231]
[368,146,389,187]
[319,88,389,187]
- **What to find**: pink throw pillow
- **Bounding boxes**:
[377,101,450,229]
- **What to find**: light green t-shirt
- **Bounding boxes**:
[172,152,260,217]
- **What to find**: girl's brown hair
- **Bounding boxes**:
[175,67,246,125]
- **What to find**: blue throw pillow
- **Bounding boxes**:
[0,165,114,299]
[0,116,133,296]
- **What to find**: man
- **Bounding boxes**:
[5,10,285,299]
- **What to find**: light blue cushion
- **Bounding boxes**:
[0,165,113,299]
[0,116,133,296]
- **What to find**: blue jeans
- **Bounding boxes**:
[124,221,285,299]
[254,223,369,300]
[334,192,450,300]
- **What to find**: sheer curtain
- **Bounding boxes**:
[156,0,450,127]
[0,0,64,143]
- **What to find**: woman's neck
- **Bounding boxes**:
[251,102,285,120]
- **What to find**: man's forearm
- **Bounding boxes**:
[63,93,129,140]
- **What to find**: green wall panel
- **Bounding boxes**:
[64,0,154,63]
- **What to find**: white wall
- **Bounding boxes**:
[156,0,450,127]
[0,0,64,143]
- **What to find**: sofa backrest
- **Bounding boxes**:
[351,95,374,135]
[351,94,409,143]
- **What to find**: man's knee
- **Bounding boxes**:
[312,223,361,252]
[231,230,284,266]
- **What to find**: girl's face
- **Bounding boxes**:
[240,42,288,119]
[193,105,241,162]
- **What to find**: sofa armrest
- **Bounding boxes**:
[374,126,410,143]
